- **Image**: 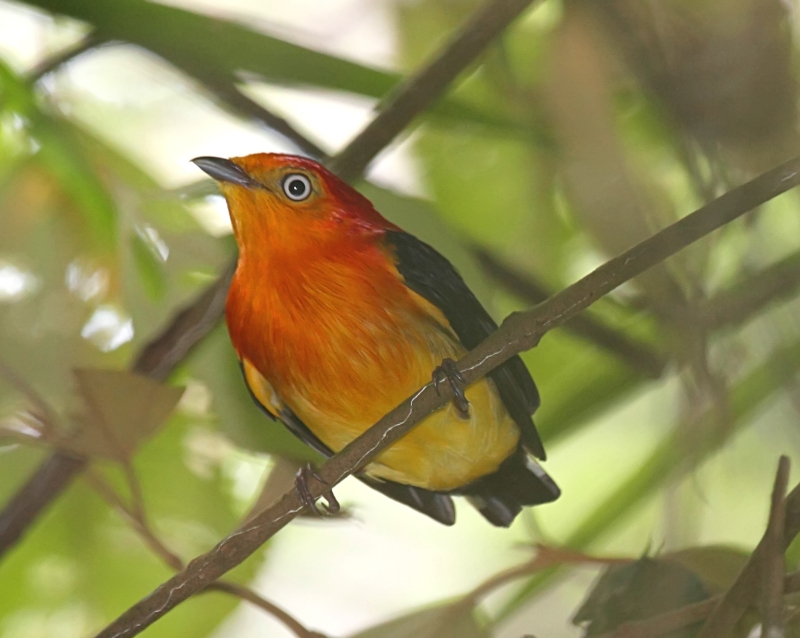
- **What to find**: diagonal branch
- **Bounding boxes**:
[198,77,329,160]
[87,468,324,638]
[698,457,797,638]
[205,582,327,638]
[761,456,789,638]
[473,248,667,378]
[93,155,800,638]
[328,0,541,182]
[700,250,800,330]
[26,31,104,82]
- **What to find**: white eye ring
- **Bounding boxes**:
[282,174,312,201]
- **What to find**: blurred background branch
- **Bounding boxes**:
[1,0,800,636]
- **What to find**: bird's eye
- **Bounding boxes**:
[282,174,312,201]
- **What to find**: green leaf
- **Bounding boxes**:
[573,557,710,637]
[667,546,750,594]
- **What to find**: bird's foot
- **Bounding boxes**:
[433,357,470,419]
[294,464,340,516]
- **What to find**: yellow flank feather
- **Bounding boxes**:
[242,359,283,420]
[243,293,519,491]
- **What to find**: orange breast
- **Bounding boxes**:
[227,238,519,490]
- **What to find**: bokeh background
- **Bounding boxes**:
[1,0,800,636]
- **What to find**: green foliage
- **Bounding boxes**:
[0,0,799,636]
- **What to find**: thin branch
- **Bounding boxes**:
[205,582,327,638]
[0,357,61,435]
[698,459,799,638]
[473,248,667,378]
[26,31,105,82]
[93,154,800,638]
[700,250,800,330]
[200,78,328,160]
[762,456,790,638]
[131,260,235,380]
[85,470,184,571]
[466,545,630,606]
[0,450,85,555]
[87,469,321,638]
[328,0,541,181]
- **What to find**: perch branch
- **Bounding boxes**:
[473,248,667,378]
[328,0,541,181]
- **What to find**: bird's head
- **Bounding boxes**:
[192,153,392,256]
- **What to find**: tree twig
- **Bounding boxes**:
[26,31,104,82]
[466,545,630,606]
[698,461,800,638]
[700,250,800,330]
[87,470,323,638]
[762,456,789,638]
[0,357,61,435]
[85,470,185,571]
[328,0,541,181]
[205,582,327,638]
[92,153,800,638]
[473,248,667,378]
[131,260,235,380]
[0,450,85,555]
[199,77,328,160]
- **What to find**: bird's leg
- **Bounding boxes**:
[433,357,470,419]
[294,464,340,516]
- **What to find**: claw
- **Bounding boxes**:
[433,357,470,419]
[294,464,340,516]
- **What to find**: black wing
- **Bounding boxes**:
[240,364,456,525]
[386,231,546,459]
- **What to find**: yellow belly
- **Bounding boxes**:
[356,378,519,490]
[243,354,520,491]
[234,260,521,492]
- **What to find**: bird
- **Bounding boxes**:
[192,153,560,527]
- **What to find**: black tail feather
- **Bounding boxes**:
[358,475,457,526]
[457,447,560,527]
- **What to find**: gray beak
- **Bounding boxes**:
[191,156,255,187]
